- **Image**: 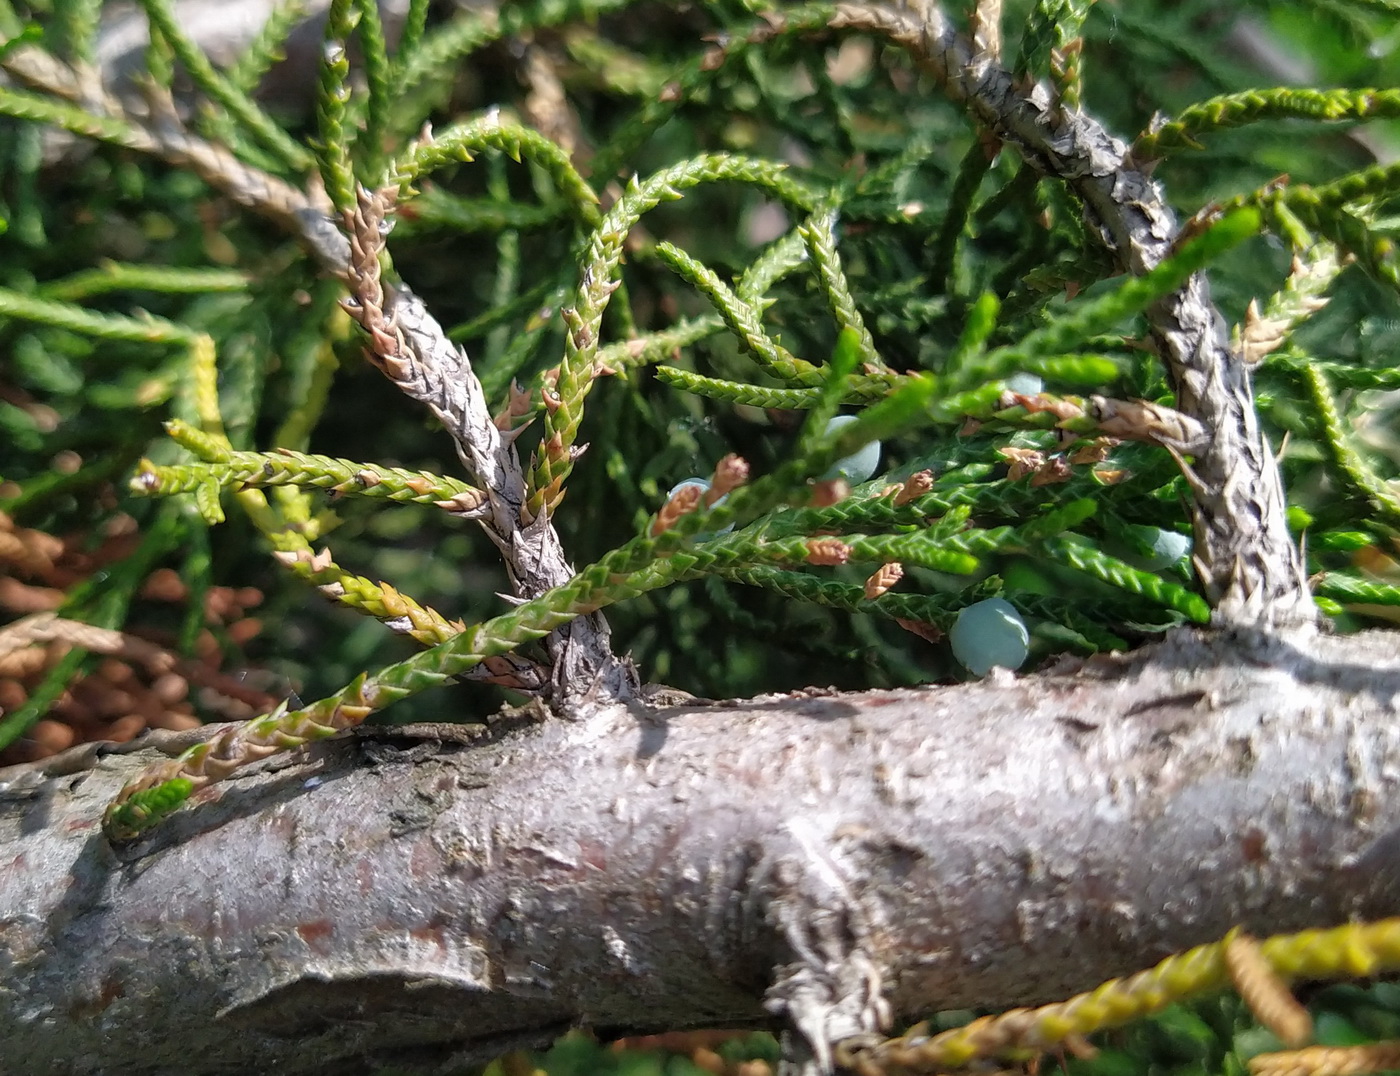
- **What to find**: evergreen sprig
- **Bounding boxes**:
[526,154,817,518]
[653,368,826,409]
[347,0,391,180]
[0,83,152,150]
[1134,88,1400,160]
[1016,0,1096,83]
[588,5,835,182]
[130,446,484,511]
[48,0,101,63]
[1299,363,1400,528]
[800,206,884,369]
[653,241,823,385]
[593,229,815,371]
[838,919,1400,1073]
[36,263,249,301]
[313,0,357,212]
[389,117,602,227]
[943,208,1260,397]
[0,287,201,343]
[1040,534,1211,622]
[1315,572,1400,609]
[136,0,311,174]
[930,142,993,292]
[715,563,966,627]
[376,0,636,141]
[225,0,309,94]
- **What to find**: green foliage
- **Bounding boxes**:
[131,436,485,509]
[4,0,1400,1067]
[137,0,311,173]
[315,0,359,211]
[0,0,1398,775]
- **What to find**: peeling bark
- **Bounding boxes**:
[4,628,1400,1075]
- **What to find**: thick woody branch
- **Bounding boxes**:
[3,628,1400,1074]
[821,2,1315,631]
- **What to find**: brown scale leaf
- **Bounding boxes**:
[1069,439,1117,465]
[810,478,850,508]
[1007,392,1085,424]
[895,618,944,644]
[1090,397,1209,455]
[1030,457,1074,486]
[435,489,490,516]
[494,380,535,431]
[708,454,750,501]
[806,537,852,566]
[864,562,904,600]
[999,446,1045,482]
[894,470,934,507]
[652,482,705,537]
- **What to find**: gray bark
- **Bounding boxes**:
[4,626,1400,1075]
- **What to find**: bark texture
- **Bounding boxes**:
[4,627,1400,1075]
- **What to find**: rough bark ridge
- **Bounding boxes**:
[4,629,1400,1074]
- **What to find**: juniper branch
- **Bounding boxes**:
[129,449,486,514]
[1134,88,1400,161]
[525,154,816,520]
[818,0,1316,629]
[0,28,634,701]
[837,919,1400,1075]
[653,241,823,386]
[334,187,632,699]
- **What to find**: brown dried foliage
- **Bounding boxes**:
[1225,932,1312,1049]
[652,482,705,537]
[1249,1043,1400,1076]
[892,470,934,507]
[0,512,280,765]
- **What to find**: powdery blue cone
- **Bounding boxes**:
[1127,525,1193,570]
[667,478,712,500]
[821,415,881,484]
[950,597,1029,676]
